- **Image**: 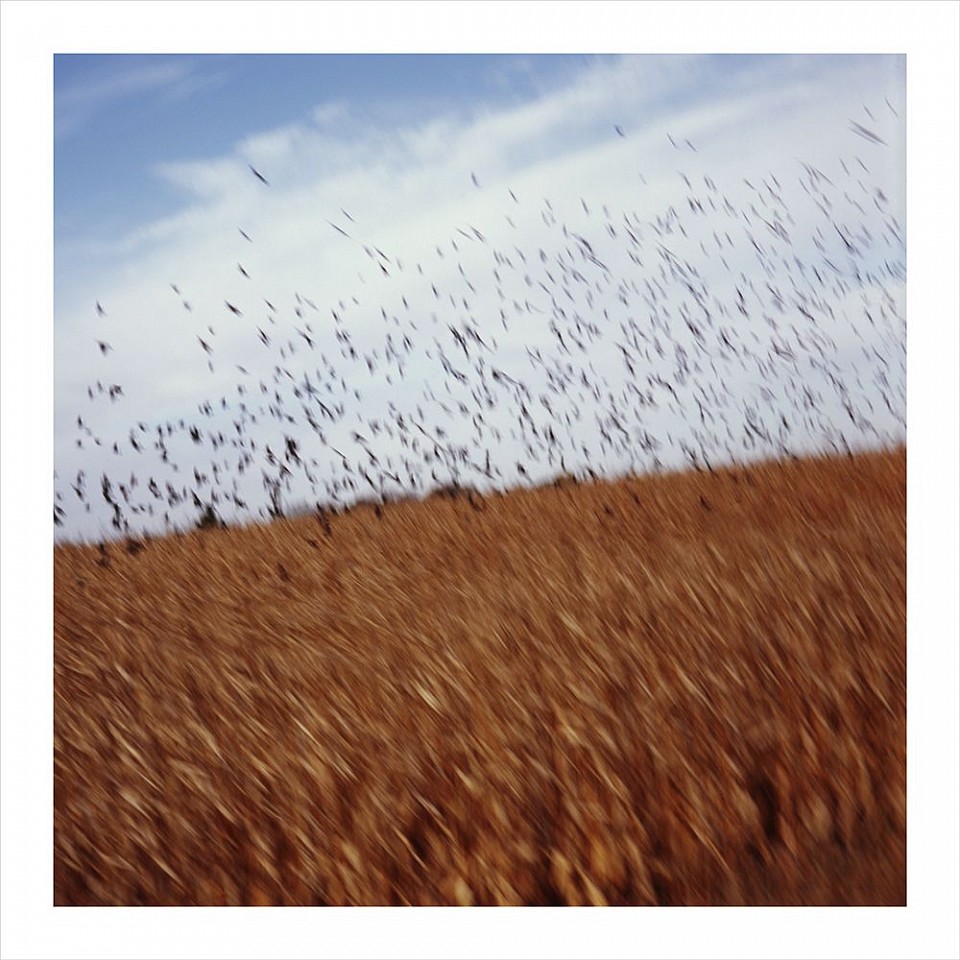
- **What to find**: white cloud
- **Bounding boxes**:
[311,101,349,126]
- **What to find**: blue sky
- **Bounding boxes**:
[55,54,599,254]
[3,3,960,959]
[53,53,791,294]
[51,50,909,543]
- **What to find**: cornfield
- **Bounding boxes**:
[54,447,906,905]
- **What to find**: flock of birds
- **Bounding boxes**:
[54,106,905,542]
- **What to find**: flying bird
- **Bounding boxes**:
[249,164,269,186]
[848,120,887,145]
[95,340,112,355]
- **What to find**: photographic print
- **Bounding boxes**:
[52,50,907,909]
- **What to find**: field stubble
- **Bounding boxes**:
[54,448,906,905]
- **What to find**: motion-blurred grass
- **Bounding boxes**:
[54,447,906,905]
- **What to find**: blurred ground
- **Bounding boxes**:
[54,447,906,905]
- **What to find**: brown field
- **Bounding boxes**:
[54,447,906,906]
